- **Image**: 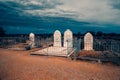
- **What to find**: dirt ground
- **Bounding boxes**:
[0,48,120,80]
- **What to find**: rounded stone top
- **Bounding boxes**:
[84,32,93,40]
[54,30,61,36]
[29,33,35,38]
[85,32,93,37]
[64,29,72,35]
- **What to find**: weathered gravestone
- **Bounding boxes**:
[54,30,62,47]
[64,29,73,48]
[29,33,35,48]
[84,32,93,50]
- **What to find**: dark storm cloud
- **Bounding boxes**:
[0,0,120,34]
[0,0,91,34]
[0,0,62,10]
[0,0,63,26]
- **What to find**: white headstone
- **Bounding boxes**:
[29,33,35,48]
[84,32,93,50]
[64,29,73,48]
[54,30,62,47]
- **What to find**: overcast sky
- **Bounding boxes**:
[0,0,120,34]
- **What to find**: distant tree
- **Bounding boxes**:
[96,31,103,36]
[0,26,5,37]
[77,32,82,38]
[108,33,117,36]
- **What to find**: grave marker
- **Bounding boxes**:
[84,32,93,50]
[64,29,73,48]
[54,30,62,47]
[29,33,35,48]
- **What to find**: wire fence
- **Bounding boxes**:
[93,39,120,53]
[0,36,120,54]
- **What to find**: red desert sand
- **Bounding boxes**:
[0,48,120,80]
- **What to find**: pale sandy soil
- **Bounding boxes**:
[0,48,120,80]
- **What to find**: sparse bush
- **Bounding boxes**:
[25,45,31,50]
